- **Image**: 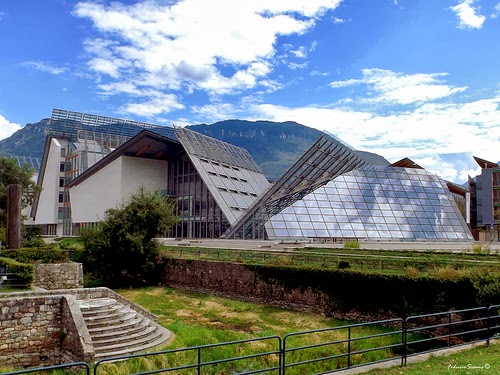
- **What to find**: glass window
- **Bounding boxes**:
[271,220,286,228]
[286,221,301,229]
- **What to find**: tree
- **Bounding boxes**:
[0,156,40,227]
[81,188,178,287]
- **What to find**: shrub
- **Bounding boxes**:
[472,243,490,254]
[2,248,69,264]
[0,256,34,287]
[431,266,470,280]
[81,188,178,288]
[405,266,420,278]
[343,240,360,249]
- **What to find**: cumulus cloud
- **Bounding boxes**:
[491,3,500,18]
[450,0,486,29]
[0,114,22,141]
[21,61,68,75]
[250,95,500,183]
[329,69,467,105]
[73,0,342,115]
[118,92,185,118]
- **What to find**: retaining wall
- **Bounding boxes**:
[163,259,331,314]
[0,294,93,368]
[34,263,84,290]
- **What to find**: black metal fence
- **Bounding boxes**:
[2,305,499,375]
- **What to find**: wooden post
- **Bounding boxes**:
[6,184,22,249]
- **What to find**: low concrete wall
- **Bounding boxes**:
[34,263,84,290]
[0,294,93,368]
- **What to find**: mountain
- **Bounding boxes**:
[0,119,49,157]
[0,118,388,180]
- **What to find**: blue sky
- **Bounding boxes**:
[0,0,499,183]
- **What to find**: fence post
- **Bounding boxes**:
[486,306,491,347]
[198,347,202,375]
[402,318,408,366]
[448,312,451,347]
[347,326,351,368]
[282,336,287,375]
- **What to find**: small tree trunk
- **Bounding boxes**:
[6,184,22,249]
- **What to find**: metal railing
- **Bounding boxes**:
[1,362,90,375]
[2,305,499,375]
[94,336,282,375]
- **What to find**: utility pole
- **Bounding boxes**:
[6,184,22,249]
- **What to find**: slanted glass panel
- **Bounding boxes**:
[266,166,473,241]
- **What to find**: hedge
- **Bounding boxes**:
[2,248,69,264]
[0,257,34,287]
[248,265,500,316]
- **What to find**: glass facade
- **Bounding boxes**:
[266,166,473,241]
[169,154,231,238]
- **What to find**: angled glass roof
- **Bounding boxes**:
[50,108,177,141]
[224,136,369,239]
[266,166,473,242]
[175,127,262,173]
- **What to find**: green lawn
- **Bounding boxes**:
[365,342,500,374]
[160,245,500,276]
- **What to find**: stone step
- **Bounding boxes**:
[94,327,164,355]
[80,301,125,317]
[92,325,158,348]
[90,317,151,339]
[87,317,145,335]
[85,309,137,329]
[94,330,171,359]
[83,305,131,323]
[77,297,172,360]
[78,298,116,311]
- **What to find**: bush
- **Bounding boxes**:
[2,247,69,264]
[343,240,360,249]
[0,256,34,287]
[81,188,178,288]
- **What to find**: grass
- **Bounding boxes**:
[364,342,500,374]
[94,286,403,374]
[160,245,500,276]
[2,286,499,374]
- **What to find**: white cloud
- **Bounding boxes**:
[330,68,467,105]
[290,46,307,58]
[73,0,342,116]
[21,61,68,75]
[0,114,22,141]
[332,17,345,24]
[247,91,500,183]
[288,62,308,70]
[491,3,500,18]
[118,93,185,117]
[450,0,486,29]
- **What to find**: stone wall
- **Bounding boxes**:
[0,294,94,368]
[60,296,94,364]
[34,263,84,290]
[163,259,329,314]
[0,296,63,368]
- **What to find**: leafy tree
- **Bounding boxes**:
[0,157,40,241]
[81,188,178,287]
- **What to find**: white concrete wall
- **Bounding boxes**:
[34,139,61,224]
[69,157,123,223]
[120,156,168,199]
[69,156,168,223]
